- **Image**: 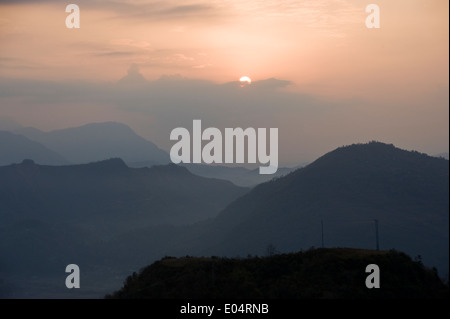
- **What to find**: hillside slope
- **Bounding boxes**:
[16,122,169,165]
[108,248,449,299]
[194,142,449,275]
[0,158,248,230]
[0,131,68,166]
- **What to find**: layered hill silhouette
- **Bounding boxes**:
[14,122,170,165]
[111,142,449,279]
[2,121,295,186]
[197,142,449,274]
[1,141,448,298]
[130,161,298,187]
[0,158,247,230]
[108,248,449,299]
[0,159,249,297]
[0,131,68,166]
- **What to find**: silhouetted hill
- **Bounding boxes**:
[100,142,449,287]
[0,131,68,166]
[0,158,248,297]
[2,142,448,298]
[107,248,449,299]
[15,122,169,165]
[0,158,248,229]
[190,142,449,276]
[129,161,299,187]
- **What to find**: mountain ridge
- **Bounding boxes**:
[1,141,448,298]
[14,122,170,165]
[193,142,449,274]
[0,158,249,229]
[0,131,69,166]
[100,142,449,281]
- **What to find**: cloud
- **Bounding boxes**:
[250,78,293,89]
[94,51,136,57]
[192,63,212,69]
[0,70,323,140]
[159,3,216,16]
[0,0,217,15]
[110,39,151,49]
[0,63,448,165]
[0,0,228,23]
[0,56,44,70]
[0,0,58,4]
[118,64,148,84]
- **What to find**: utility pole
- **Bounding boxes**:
[374,219,379,251]
[321,220,324,248]
[211,260,215,285]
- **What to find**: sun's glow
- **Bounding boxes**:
[239,76,252,84]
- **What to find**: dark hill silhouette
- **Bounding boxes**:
[0,158,248,298]
[0,131,68,166]
[113,142,448,279]
[0,158,248,230]
[195,142,449,275]
[15,122,169,165]
[108,248,449,299]
[1,142,448,298]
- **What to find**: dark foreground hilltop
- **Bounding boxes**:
[106,248,449,299]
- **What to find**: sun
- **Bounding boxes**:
[239,76,252,86]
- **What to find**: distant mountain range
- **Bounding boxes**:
[0,131,69,166]
[14,122,170,165]
[0,158,247,231]
[0,141,448,298]
[1,121,297,186]
[129,161,299,187]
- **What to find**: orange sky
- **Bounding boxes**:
[0,0,448,165]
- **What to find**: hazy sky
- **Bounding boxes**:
[0,0,448,166]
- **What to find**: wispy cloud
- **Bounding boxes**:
[0,56,44,70]
[93,51,136,57]
[212,0,361,33]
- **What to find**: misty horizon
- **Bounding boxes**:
[1,117,448,169]
[0,0,448,167]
